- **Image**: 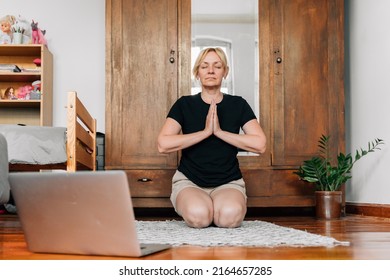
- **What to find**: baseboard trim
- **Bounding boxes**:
[346,202,390,218]
[134,204,390,218]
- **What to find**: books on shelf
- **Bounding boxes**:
[0,64,21,72]
[20,68,41,73]
[0,64,40,73]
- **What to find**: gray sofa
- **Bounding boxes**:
[0,133,10,204]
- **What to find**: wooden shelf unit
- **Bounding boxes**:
[0,44,53,126]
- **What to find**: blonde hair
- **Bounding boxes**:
[192,47,229,78]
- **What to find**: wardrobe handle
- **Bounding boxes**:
[169,49,175,63]
[138,178,152,182]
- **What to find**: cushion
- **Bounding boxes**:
[0,133,10,204]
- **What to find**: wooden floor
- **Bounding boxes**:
[1,212,390,260]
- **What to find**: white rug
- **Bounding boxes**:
[136,220,349,247]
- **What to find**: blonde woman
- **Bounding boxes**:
[158,47,266,228]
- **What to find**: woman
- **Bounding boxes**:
[158,47,266,228]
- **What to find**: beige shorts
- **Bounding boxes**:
[170,170,247,211]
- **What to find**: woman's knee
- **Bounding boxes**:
[175,189,213,228]
[213,203,247,228]
[182,205,213,228]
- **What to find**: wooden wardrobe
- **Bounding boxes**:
[105,0,345,209]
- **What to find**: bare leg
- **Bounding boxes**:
[211,188,247,228]
[175,187,213,228]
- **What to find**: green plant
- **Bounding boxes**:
[294,135,385,191]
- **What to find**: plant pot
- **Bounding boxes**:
[315,191,342,219]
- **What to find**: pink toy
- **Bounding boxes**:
[31,20,47,46]
[16,85,33,100]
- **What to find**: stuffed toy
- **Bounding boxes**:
[30,80,42,99]
[32,80,41,91]
[31,20,47,46]
[16,85,33,100]
[33,58,41,67]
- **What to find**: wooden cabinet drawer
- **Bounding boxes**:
[124,169,175,198]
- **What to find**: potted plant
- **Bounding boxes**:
[294,135,384,219]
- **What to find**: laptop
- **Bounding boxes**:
[9,170,171,257]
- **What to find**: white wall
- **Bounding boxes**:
[1,0,106,132]
[345,0,390,204]
[3,0,389,204]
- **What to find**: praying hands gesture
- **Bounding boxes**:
[204,99,221,137]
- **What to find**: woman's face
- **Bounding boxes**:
[197,51,227,89]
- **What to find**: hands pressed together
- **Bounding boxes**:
[204,99,222,137]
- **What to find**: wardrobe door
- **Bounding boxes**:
[106,0,179,170]
[269,0,345,166]
[106,0,191,207]
[243,0,344,208]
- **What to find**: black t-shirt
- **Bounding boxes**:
[167,93,257,187]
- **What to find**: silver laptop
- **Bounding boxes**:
[9,170,171,257]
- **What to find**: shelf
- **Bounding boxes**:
[0,44,52,126]
[0,44,43,56]
[0,72,41,82]
[0,100,41,108]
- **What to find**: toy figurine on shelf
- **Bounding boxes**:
[0,15,16,44]
[31,20,47,46]
[30,80,42,100]
[33,58,41,67]
[1,87,17,100]
[16,85,33,100]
